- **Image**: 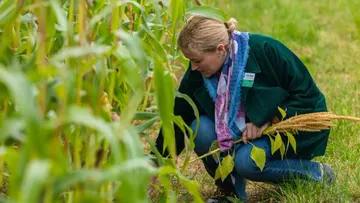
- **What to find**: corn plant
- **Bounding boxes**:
[0,0,228,202]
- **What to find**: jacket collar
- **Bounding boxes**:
[190,48,261,120]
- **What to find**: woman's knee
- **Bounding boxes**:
[190,115,217,155]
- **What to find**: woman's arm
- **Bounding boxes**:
[261,35,328,119]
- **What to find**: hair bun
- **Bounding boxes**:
[226,18,237,32]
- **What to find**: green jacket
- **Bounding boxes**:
[156,34,330,159]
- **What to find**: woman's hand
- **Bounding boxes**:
[111,112,120,121]
[242,122,270,144]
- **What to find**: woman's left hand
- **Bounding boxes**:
[242,122,270,144]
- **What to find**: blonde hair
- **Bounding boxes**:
[178,15,238,54]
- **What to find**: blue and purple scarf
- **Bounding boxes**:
[203,31,250,151]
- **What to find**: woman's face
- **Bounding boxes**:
[181,45,227,78]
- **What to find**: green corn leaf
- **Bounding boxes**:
[0,83,10,99]
[114,43,142,91]
[20,161,50,203]
[0,67,40,123]
[146,135,164,166]
[158,165,177,175]
[0,0,235,202]
[0,0,18,27]
[0,66,43,157]
[134,116,159,133]
[119,92,144,127]
[133,112,159,120]
[65,106,121,163]
[49,0,69,33]
[44,7,57,54]
[169,0,184,58]
[53,158,155,195]
[158,174,171,201]
[0,118,25,142]
[286,131,297,153]
[114,30,147,72]
[172,114,192,169]
[185,6,227,22]
[153,58,176,158]
[250,145,266,171]
[159,164,203,202]
[50,45,111,61]
[90,0,144,28]
[178,117,197,172]
[178,173,203,203]
[172,115,187,136]
[142,30,170,70]
[175,91,200,170]
[120,127,146,158]
[175,91,200,136]
[170,0,184,32]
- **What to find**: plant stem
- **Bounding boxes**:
[68,0,74,26]
[78,0,86,44]
[189,138,243,163]
[111,0,120,44]
[97,141,109,168]
[128,4,134,31]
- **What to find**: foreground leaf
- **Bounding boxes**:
[215,166,221,180]
[286,131,297,153]
[210,140,221,162]
[185,6,227,22]
[280,142,286,159]
[153,60,175,158]
[66,106,121,163]
[220,155,234,181]
[134,116,159,133]
[179,174,203,203]
[20,161,50,203]
[250,145,266,171]
[0,0,18,27]
[272,132,282,155]
[278,106,287,120]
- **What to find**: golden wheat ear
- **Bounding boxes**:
[263,111,360,135]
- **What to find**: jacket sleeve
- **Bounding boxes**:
[263,37,328,119]
[154,69,198,157]
[261,36,330,158]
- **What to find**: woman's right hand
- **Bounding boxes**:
[241,122,270,144]
[242,116,280,144]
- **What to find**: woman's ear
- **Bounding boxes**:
[216,44,226,54]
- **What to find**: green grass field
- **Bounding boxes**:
[161,0,360,202]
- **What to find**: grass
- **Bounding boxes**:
[149,0,360,202]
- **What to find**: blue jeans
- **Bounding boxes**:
[190,116,322,201]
